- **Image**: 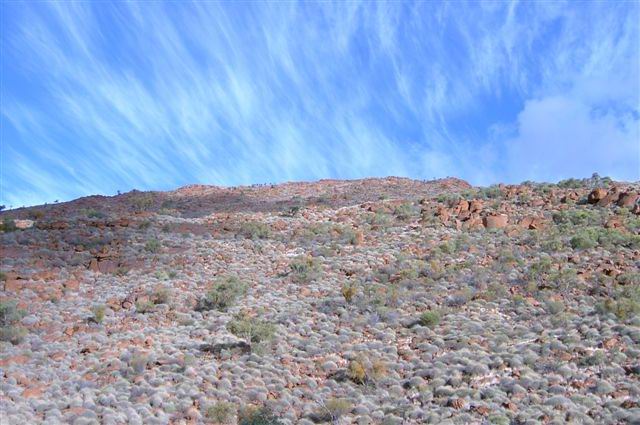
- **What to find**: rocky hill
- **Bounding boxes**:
[1,176,639,424]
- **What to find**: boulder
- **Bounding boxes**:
[588,188,607,204]
[617,192,639,208]
[597,188,621,207]
[519,216,545,230]
[14,219,34,229]
[483,214,508,229]
[469,200,483,213]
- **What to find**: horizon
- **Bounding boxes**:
[0,172,630,211]
[2,1,639,208]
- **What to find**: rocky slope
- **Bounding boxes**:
[1,175,639,424]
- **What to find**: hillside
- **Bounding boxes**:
[1,176,639,424]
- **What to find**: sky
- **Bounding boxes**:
[1,1,639,208]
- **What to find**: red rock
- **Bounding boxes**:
[22,386,45,398]
[597,188,621,207]
[469,200,483,213]
[588,189,607,204]
[561,191,580,203]
[14,219,34,229]
[519,216,545,230]
[454,200,469,214]
[98,260,118,274]
[50,352,66,361]
[605,218,623,229]
[64,279,80,291]
[0,355,30,367]
[4,278,24,292]
[483,214,509,229]
[617,192,639,208]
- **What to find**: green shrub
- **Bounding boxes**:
[91,304,106,324]
[545,300,565,315]
[347,359,367,384]
[152,286,171,305]
[0,300,26,344]
[136,300,155,314]
[419,310,441,328]
[84,209,105,219]
[393,203,414,220]
[369,212,392,227]
[239,221,271,240]
[478,185,502,199]
[238,406,283,425]
[0,217,17,232]
[207,402,236,424]
[289,256,321,284]
[557,178,584,189]
[341,282,357,303]
[570,229,598,250]
[597,285,640,320]
[346,356,387,385]
[196,276,247,311]
[617,272,640,286]
[321,398,352,421]
[144,238,161,253]
[131,193,154,211]
[228,312,276,344]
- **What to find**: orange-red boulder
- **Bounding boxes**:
[483,214,509,229]
[588,188,607,204]
[617,192,639,208]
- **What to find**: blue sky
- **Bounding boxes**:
[1,1,639,208]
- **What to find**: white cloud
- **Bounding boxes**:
[505,95,639,182]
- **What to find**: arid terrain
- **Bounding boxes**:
[1,175,639,424]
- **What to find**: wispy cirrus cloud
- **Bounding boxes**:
[1,1,638,207]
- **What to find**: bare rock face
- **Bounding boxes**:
[483,214,509,229]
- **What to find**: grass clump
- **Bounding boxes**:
[228,312,276,344]
[419,310,441,328]
[136,300,155,314]
[0,217,17,232]
[289,256,322,284]
[152,286,171,305]
[341,282,357,303]
[393,202,414,220]
[196,276,247,311]
[206,402,236,424]
[239,221,271,240]
[131,193,154,211]
[316,398,352,422]
[0,300,26,344]
[91,304,106,324]
[238,405,283,425]
[83,208,105,219]
[596,285,640,320]
[347,355,387,385]
[144,238,161,253]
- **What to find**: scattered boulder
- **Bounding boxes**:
[519,216,545,230]
[13,219,34,229]
[588,188,607,204]
[617,192,639,208]
[483,214,508,229]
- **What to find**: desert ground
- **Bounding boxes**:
[1,176,639,424]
